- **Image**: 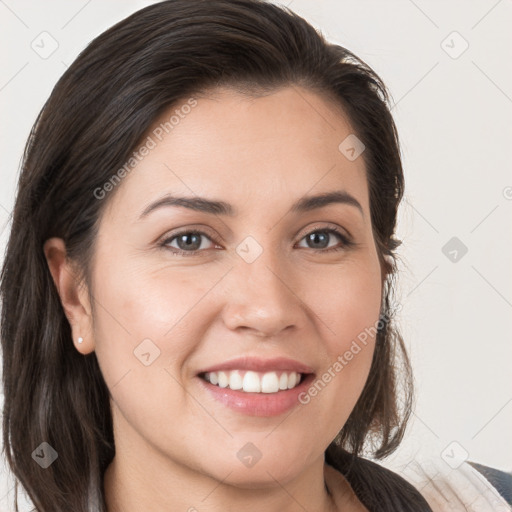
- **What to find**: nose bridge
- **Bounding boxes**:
[221,235,302,336]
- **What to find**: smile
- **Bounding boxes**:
[202,370,302,393]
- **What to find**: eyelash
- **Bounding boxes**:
[159,226,354,257]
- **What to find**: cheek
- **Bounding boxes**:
[302,255,382,350]
[92,257,220,349]
[89,257,230,417]
[87,264,169,388]
[296,258,382,423]
[89,263,213,446]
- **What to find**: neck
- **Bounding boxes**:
[103,443,341,512]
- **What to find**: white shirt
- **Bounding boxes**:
[378,441,511,511]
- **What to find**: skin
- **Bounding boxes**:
[44,85,383,511]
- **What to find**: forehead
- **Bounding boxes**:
[104,86,369,222]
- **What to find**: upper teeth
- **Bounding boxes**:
[204,370,302,393]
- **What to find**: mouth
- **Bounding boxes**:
[195,356,316,417]
[197,371,315,416]
[199,369,304,394]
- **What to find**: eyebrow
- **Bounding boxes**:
[138,190,364,219]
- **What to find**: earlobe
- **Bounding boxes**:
[383,254,394,266]
[43,237,95,354]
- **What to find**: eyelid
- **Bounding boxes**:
[159,221,354,255]
[295,221,352,242]
[160,222,351,243]
[159,224,218,242]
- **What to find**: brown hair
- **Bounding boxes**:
[1,1,423,510]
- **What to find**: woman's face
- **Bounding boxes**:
[85,86,383,486]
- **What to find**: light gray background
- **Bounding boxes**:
[1,0,511,509]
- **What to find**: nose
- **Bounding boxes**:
[221,247,305,338]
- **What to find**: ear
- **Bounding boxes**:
[43,237,95,355]
[381,253,394,280]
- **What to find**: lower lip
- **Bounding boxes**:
[197,373,316,417]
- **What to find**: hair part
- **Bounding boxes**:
[1,1,413,510]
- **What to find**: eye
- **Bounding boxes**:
[160,230,219,256]
[296,227,353,253]
[159,225,353,257]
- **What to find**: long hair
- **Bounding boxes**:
[1,1,420,510]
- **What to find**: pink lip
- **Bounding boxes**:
[196,356,314,375]
[197,372,316,417]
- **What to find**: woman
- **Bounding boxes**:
[1,1,509,511]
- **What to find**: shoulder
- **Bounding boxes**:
[468,461,512,506]
[382,454,512,511]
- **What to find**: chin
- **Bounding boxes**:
[199,446,314,489]
[222,463,303,489]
